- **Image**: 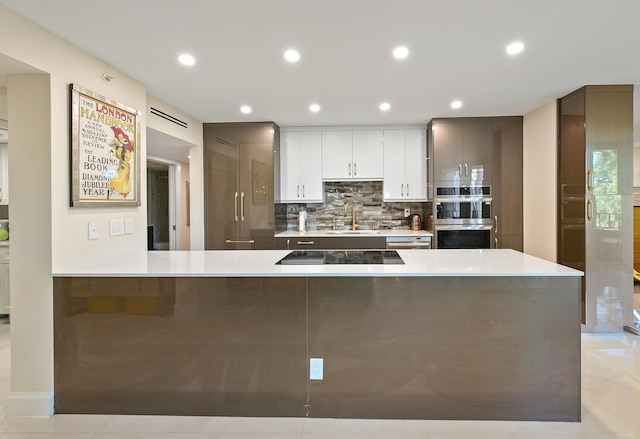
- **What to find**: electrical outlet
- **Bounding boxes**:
[404,208,411,217]
[310,358,323,380]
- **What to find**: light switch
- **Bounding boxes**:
[124,218,133,235]
[88,222,99,240]
[109,219,125,236]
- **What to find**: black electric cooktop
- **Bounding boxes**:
[276,250,405,265]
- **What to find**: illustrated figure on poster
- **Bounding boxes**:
[109,126,134,198]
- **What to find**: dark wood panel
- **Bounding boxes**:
[54,277,308,416]
[307,276,580,421]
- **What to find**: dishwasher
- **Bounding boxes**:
[385,236,431,249]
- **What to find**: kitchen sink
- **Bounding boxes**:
[325,230,379,235]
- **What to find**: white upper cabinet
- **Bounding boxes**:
[280,131,323,203]
[383,129,427,201]
[321,130,383,180]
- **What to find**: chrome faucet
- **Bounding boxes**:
[344,201,359,231]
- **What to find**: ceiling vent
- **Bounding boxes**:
[150,106,188,129]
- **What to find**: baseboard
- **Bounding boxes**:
[4,392,54,417]
[581,324,624,333]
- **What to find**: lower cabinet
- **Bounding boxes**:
[275,236,386,250]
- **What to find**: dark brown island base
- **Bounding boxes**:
[52,249,582,421]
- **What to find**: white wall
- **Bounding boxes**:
[0,5,202,415]
[523,100,558,262]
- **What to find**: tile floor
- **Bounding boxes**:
[0,311,639,438]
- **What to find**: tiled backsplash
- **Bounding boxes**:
[276,181,431,231]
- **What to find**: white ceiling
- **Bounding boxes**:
[1,0,640,147]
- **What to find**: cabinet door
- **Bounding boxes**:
[204,127,240,249]
[383,130,405,200]
[299,131,323,202]
[239,133,276,249]
[432,121,464,182]
[462,121,493,182]
[322,131,352,180]
[280,131,302,201]
[352,130,383,179]
[404,129,427,200]
[492,119,523,250]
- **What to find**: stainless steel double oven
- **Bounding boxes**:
[433,184,494,249]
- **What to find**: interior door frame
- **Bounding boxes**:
[147,155,182,250]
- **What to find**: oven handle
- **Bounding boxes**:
[435,224,493,231]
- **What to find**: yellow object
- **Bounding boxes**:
[634,269,640,282]
[126,297,160,315]
[0,228,7,241]
[86,296,124,313]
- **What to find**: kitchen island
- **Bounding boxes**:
[53,249,582,421]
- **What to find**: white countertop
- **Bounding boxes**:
[275,229,433,238]
[53,249,582,278]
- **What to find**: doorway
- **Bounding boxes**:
[147,157,182,250]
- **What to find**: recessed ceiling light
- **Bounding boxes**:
[451,100,462,109]
[379,102,391,111]
[309,104,320,112]
[506,41,524,55]
[240,105,252,114]
[284,49,300,63]
[393,46,409,59]
[178,53,196,66]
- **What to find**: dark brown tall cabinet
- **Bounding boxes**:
[204,122,280,250]
[558,85,634,328]
[428,117,523,250]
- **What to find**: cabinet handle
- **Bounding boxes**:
[226,239,255,244]
[587,199,593,221]
[587,169,593,191]
[494,215,498,234]
[234,192,239,222]
[297,185,300,198]
[407,184,409,196]
[494,237,499,249]
[286,239,290,250]
[354,162,357,176]
[348,163,351,176]
[240,192,245,221]
[296,241,315,245]
[401,184,404,196]
[302,185,305,197]
[458,164,462,176]
[465,163,468,176]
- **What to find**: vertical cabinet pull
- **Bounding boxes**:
[401,184,404,196]
[297,185,300,198]
[348,163,351,176]
[406,184,409,196]
[234,192,239,222]
[587,199,593,221]
[494,215,498,234]
[458,164,462,176]
[240,192,245,221]
[464,163,468,177]
[354,162,357,176]
[587,169,594,191]
[494,237,499,249]
[302,185,305,197]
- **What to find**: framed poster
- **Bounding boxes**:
[69,83,141,207]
